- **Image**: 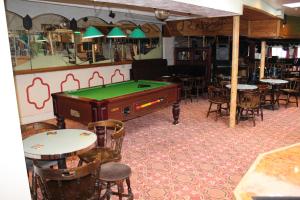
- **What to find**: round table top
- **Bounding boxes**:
[23,129,97,160]
[260,79,288,84]
[226,84,258,90]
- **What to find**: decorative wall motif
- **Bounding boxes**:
[88,71,105,87]
[60,73,80,92]
[16,64,131,124]
[26,77,50,110]
[111,69,125,83]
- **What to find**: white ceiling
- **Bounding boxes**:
[264,0,300,16]
[93,0,241,17]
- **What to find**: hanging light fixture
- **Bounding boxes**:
[154,9,170,21]
[107,27,127,38]
[129,26,146,39]
[83,26,104,39]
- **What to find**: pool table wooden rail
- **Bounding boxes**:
[52,82,181,128]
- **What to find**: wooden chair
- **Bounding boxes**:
[21,122,58,199]
[180,77,193,103]
[34,154,102,200]
[257,84,270,116]
[192,76,206,99]
[207,85,230,120]
[78,120,133,200]
[237,90,262,126]
[78,120,125,165]
[279,78,300,108]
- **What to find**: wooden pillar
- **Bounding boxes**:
[48,32,54,55]
[92,44,96,63]
[260,41,266,79]
[229,16,240,128]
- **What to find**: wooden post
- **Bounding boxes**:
[260,41,266,79]
[92,44,96,63]
[48,32,54,55]
[229,16,240,128]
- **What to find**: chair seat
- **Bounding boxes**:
[78,147,120,164]
[280,89,298,94]
[209,97,229,104]
[100,162,131,182]
[25,158,57,170]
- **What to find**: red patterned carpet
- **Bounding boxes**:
[46,99,300,200]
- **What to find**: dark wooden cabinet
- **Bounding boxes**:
[174,47,212,82]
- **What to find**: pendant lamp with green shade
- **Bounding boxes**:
[129,26,146,39]
[83,26,104,39]
[107,27,126,38]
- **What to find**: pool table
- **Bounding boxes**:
[52,80,181,129]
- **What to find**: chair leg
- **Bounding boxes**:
[207,102,212,117]
[296,95,298,107]
[237,108,240,124]
[226,103,230,115]
[106,182,111,200]
[126,178,133,200]
[277,93,280,108]
[32,172,37,200]
[286,94,289,108]
[260,107,263,121]
[117,181,124,200]
[215,104,220,121]
[251,110,256,127]
[77,159,83,167]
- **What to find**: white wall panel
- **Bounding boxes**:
[15,64,131,124]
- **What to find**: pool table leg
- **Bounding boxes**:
[172,101,180,125]
[57,115,66,129]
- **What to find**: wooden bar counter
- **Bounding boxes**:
[234,143,300,199]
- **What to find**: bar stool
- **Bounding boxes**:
[100,162,133,200]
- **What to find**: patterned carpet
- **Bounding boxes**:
[46,98,300,200]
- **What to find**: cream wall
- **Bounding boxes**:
[0,0,31,199]
[163,37,175,66]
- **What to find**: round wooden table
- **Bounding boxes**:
[260,78,288,85]
[23,129,97,168]
[226,84,258,90]
[260,79,288,110]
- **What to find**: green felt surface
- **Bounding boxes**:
[66,80,171,101]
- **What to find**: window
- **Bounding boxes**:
[272,46,287,58]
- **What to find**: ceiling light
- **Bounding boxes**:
[129,26,146,39]
[155,9,170,21]
[107,27,126,38]
[83,26,104,39]
[283,2,300,8]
